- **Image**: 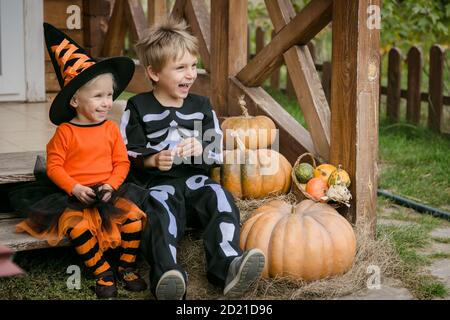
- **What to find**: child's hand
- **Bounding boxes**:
[175,138,203,158]
[99,184,114,202]
[72,184,96,205]
[146,150,175,171]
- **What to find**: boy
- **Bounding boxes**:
[121,18,265,300]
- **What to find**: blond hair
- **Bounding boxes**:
[135,17,199,82]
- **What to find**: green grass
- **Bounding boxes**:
[428,252,450,259]
[378,117,450,209]
[376,222,449,299]
[432,237,450,244]
[0,248,150,300]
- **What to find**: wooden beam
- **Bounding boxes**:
[266,0,331,162]
[102,0,128,56]
[228,0,248,76]
[236,0,332,87]
[125,0,147,42]
[210,0,246,116]
[170,0,186,20]
[229,77,317,165]
[148,0,167,26]
[185,0,211,71]
[210,0,229,116]
[331,0,380,227]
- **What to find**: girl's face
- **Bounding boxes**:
[70,73,114,124]
[147,51,198,107]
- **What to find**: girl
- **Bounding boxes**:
[9,23,147,299]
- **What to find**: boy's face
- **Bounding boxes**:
[148,51,198,105]
[70,74,114,124]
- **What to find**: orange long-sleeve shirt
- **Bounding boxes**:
[46,120,130,195]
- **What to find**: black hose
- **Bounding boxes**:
[377,189,450,221]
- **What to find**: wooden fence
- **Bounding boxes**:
[251,26,449,134]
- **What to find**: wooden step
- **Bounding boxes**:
[0,215,69,252]
[0,151,44,184]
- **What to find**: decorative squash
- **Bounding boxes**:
[328,165,351,187]
[305,177,328,201]
[222,96,276,150]
[240,199,356,281]
[313,163,337,184]
[210,148,292,199]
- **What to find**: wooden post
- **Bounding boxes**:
[102,0,128,56]
[148,0,167,26]
[428,45,444,133]
[83,0,111,57]
[211,0,247,117]
[331,0,380,227]
[406,46,422,125]
[386,48,401,122]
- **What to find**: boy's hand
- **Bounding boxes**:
[145,150,175,171]
[175,138,203,158]
[72,184,96,205]
[99,184,114,202]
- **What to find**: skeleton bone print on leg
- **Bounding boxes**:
[149,185,178,262]
[185,175,238,257]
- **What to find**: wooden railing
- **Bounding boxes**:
[250,26,450,134]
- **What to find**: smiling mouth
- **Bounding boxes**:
[178,83,191,88]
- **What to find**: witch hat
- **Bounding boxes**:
[43,23,135,125]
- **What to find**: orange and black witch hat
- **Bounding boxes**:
[44,23,135,125]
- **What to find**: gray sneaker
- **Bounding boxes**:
[223,248,265,298]
[155,270,186,300]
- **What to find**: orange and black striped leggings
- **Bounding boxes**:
[66,218,143,276]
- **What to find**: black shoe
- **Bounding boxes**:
[223,249,265,298]
[155,270,186,300]
[118,267,147,292]
[95,270,118,299]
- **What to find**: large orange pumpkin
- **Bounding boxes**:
[240,199,356,281]
[210,149,292,199]
[221,96,276,150]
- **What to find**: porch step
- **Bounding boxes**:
[0,215,69,252]
[0,151,69,251]
[0,151,44,184]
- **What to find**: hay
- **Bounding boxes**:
[176,194,402,300]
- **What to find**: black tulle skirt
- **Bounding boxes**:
[8,177,147,250]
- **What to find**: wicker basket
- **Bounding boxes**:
[291,152,317,202]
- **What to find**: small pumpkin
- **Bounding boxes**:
[294,162,314,183]
[305,177,328,201]
[240,199,356,280]
[210,148,292,199]
[313,163,337,184]
[328,165,351,187]
[222,96,276,150]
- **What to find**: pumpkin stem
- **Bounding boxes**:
[238,95,250,117]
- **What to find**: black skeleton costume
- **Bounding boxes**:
[121,92,242,291]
